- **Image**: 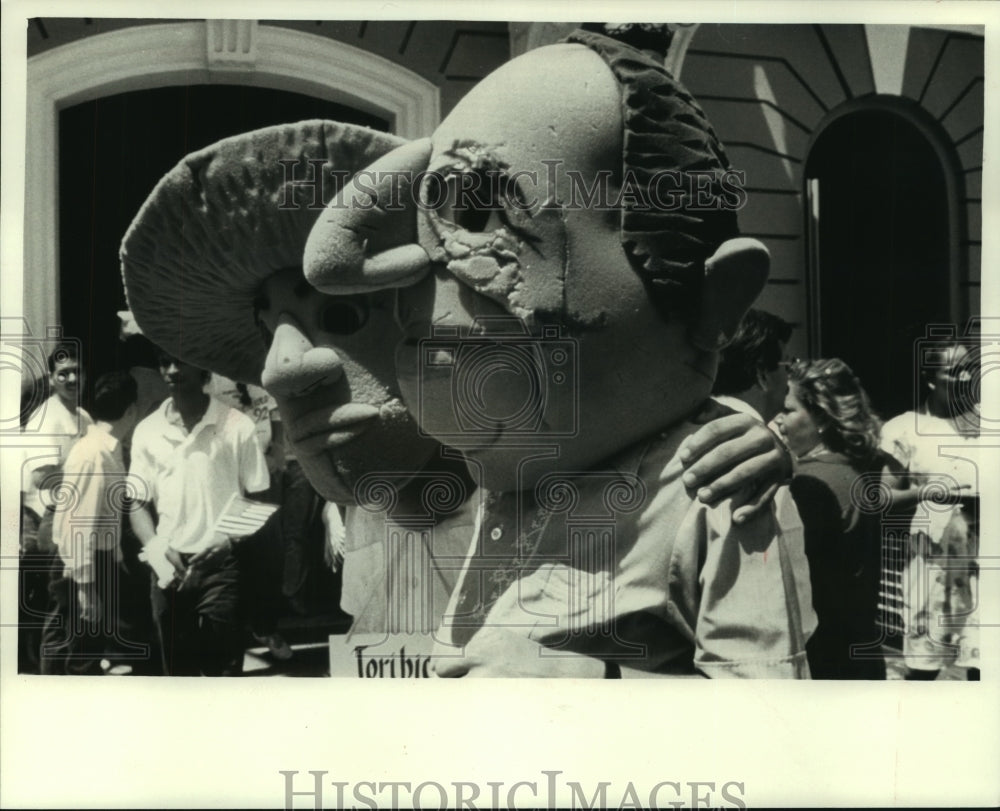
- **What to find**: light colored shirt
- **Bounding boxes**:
[881,410,981,489]
[51,424,125,584]
[128,396,269,554]
[342,497,478,634]
[21,395,93,516]
[442,416,817,678]
[881,409,982,540]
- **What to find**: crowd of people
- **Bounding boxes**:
[16,25,983,681]
[18,338,346,676]
[17,309,981,680]
[712,310,981,680]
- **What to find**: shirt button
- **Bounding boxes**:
[490,526,503,541]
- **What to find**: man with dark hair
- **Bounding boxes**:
[40,371,139,674]
[713,308,795,423]
[127,354,269,676]
[19,341,93,673]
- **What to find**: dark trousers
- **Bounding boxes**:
[277,461,341,615]
[242,513,285,638]
[151,548,245,676]
[19,506,55,674]
[40,547,161,676]
[280,461,322,603]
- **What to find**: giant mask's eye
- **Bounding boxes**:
[424,166,537,242]
[321,298,369,335]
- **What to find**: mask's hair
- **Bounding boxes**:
[563,29,740,322]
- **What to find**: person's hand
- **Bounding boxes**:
[432,627,606,678]
[77,583,102,624]
[323,534,345,572]
[187,533,234,570]
[164,547,188,580]
[322,502,346,572]
[679,411,793,523]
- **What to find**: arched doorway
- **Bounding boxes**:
[23,21,440,349]
[805,100,959,418]
[58,83,389,389]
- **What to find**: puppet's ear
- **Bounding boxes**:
[690,238,769,352]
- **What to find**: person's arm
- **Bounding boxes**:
[678,410,793,523]
[693,496,814,678]
[54,454,103,621]
[127,434,185,581]
[880,459,969,513]
[128,500,157,546]
[130,500,186,579]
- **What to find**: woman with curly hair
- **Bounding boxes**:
[772,358,887,679]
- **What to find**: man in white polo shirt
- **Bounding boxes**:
[128,353,268,676]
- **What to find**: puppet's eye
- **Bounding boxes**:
[425,170,504,233]
[320,298,369,335]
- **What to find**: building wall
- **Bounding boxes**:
[680,23,983,358]
[24,20,984,366]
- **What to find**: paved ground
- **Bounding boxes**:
[243,641,978,680]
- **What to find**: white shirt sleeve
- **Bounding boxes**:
[126,423,157,506]
[53,450,103,584]
[879,414,913,470]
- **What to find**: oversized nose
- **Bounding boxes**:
[261,313,343,397]
[304,138,433,295]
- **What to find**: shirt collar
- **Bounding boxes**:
[711,394,763,422]
[163,394,225,431]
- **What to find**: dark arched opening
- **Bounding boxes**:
[805,102,955,419]
[58,84,389,402]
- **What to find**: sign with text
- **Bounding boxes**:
[329,632,453,679]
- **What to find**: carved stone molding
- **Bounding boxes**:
[23,21,439,338]
[206,19,258,71]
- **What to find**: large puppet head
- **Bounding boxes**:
[304,31,768,490]
[120,121,440,504]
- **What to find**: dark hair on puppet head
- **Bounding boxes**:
[579,22,676,61]
[563,29,740,324]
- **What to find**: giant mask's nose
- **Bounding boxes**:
[261,313,343,397]
[304,138,433,295]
